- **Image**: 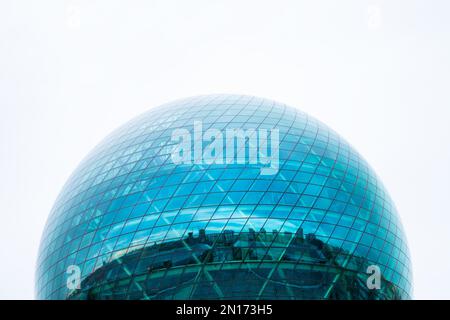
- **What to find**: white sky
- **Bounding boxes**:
[1,0,449,300]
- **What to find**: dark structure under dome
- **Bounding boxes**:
[36,94,412,299]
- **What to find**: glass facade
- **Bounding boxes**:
[36,94,412,300]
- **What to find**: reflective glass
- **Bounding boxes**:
[36,95,412,300]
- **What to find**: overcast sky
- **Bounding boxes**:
[1,0,449,299]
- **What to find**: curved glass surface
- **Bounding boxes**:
[36,94,412,299]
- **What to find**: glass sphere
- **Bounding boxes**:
[36,95,412,299]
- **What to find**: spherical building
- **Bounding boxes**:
[36,95,412,300]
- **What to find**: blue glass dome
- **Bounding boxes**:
[36,94,412,299]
